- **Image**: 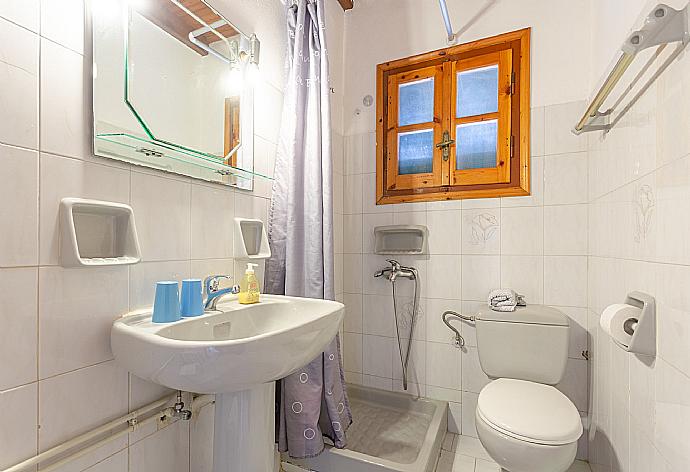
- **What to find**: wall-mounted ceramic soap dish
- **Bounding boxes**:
[234,218,271,259]
[374,225,428,255]
[60,198,142,267]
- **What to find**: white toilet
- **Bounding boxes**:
[473,305,583,472]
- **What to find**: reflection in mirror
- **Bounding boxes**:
[92,0,264,189]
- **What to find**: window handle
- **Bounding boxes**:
[436,131,455,161]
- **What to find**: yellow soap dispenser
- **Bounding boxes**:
[239,263,260,304]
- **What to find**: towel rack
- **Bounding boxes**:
[573,3,690,135]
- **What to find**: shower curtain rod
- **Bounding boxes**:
[438,0,456,42]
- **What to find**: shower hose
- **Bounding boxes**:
[391,273,419,391]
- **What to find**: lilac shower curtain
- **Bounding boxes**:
[264,0,352,459]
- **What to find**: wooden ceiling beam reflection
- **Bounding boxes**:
[337,0,353,11]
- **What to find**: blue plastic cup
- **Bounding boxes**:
[181,279,204,317]
[152,281,181,323]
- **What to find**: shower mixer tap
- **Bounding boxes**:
[374,259,417,282]
[374,259,419,391]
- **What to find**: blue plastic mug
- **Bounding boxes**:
[181,279,204,317]
[152,281,181,323]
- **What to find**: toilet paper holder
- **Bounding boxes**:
[606,291,656,356]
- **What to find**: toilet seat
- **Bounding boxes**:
[477,378,582,446]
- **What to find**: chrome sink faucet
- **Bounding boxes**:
[204,275,240,311]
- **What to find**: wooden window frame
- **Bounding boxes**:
[376,28,531,205]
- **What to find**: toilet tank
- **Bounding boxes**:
[475,305,569,385]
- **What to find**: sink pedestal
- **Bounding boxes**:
[213,383,276,472]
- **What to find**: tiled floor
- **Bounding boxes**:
[435,433,592,472]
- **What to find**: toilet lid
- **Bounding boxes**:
[477,378,583,445]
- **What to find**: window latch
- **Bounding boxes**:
[436,131,455,161]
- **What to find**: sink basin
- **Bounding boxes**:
[111,294,344,394]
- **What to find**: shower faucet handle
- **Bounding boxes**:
[386,259,401,270]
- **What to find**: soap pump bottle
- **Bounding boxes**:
[239,263,260,304]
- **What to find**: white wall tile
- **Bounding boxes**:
[654,359,690,472]
[82,450,127,472]
[343,292,363,333]
[343,214,363,253]
[0,18,38,149]
[500,255,544,303]
[461,209,500,255]
[544,153,588,205]
[0,0,39,31]
[343,253,363,293]
[39,153,131,266]
[362,334,393,378]
[447,401,462,435]
[343,174,363,214]
[426,342,461,390]
[362,132,376,174]
[531,107,545,157]
[0,383,37,469]
[0,268,37,390]
[131,171,191,262]
[40,39,90,159]
[39,361,128,451]
[500,206,543,255]
[461,255,499,302]
[0,144,38,266]
[343,332,363,373]
[425,255,461,299]
[545,101,587,155]
[40,0,84,54]
[544,256,587,307]
[190,185,234,260]
[427,210,462,255]
[362,294,395,337]
[544,204,588,255]
[343,134,362,175]
[39,266,128,378]
[461,391,479,438]
[190,404,214,472]
[129,420,190,472]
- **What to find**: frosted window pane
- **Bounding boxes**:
[398,78,434,126]
[456,120,497,170]
[456,65,498,118]
[398,130,434,175]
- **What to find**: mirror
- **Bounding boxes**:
[92,0,262,189]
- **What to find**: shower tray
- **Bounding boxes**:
[287,384,447,472]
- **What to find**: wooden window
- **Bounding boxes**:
[376,28,531,204]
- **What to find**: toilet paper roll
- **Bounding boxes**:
[600,303,640,349]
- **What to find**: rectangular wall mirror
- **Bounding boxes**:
[92,0,264,189]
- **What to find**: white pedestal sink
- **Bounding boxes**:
[111,295,344,472]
